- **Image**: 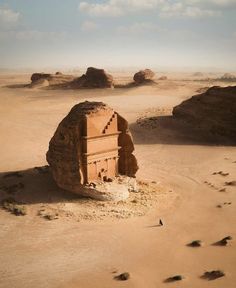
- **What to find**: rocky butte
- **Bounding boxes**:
[173,86,236,142]
[47,101,138,201]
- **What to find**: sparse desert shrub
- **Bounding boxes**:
[1,198,27,216]
[38,210,59,220]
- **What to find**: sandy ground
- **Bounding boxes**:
[0,72,236,288]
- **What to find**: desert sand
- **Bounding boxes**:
[0,71,236,288]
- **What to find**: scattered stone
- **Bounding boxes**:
[1,198,26,216]
[187,240,202,247]
[44,214,59,221]
[114,272,130,281]
[131,199,138,203]
[202,270,225,280]
[165,275,184,282]
[214,236,232,246]
[133,69,155,84]
[216,204,222,208]
[219,188,226,192]
[213,171,229,176]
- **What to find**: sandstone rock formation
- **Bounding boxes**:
[30,72,75,87]
[220,73,236,81]
[31,73,51,83]
[28,78,49,89]
[73,67,114,88]
[46,101,138,200]
[173,86,236,142]
[133,69,155,84]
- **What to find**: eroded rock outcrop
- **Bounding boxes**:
[73,67,114,88]
[220,73,236,81]
[133,69,155,84]
[30,72,75,88]
[173,86,236,142]
[46,101,138,200]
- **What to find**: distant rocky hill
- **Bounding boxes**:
[173,86,236,142]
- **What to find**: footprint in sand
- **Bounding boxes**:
[225,181,236,186]
[212,171,229,177]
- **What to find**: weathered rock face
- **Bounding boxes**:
[30,72,75,87]
[133,69,155,84]
[29,78,49,88]
[46,101,138,200]
[31,73,51,82]
[74,67,114,88]
[173,86,236,142]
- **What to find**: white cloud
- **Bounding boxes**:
[0,30,66,41]
[79,0,164,17]
[0,7,20,27]
[189,0,236,8]
[160,2,221,18]
[117,22,162,34]
[79,0,223,18]
[81,21,99,32]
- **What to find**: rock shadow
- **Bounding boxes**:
[130,115,236,146]
[0,166,81,205]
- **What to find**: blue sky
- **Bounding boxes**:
[0,0,236,70]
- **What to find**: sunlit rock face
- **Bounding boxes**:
[46,101,138,200]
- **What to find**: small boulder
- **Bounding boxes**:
[187,240,202,247]
[133,69,155,84]
[165,275,184,282]
[114,272,130,281]
[202,270,225,280]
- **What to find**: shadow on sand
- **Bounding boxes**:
[129,115,236,146]
[0,166,81,205]
[5,84,29,89]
